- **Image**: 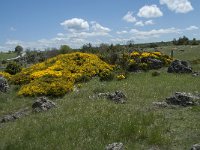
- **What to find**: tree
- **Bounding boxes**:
[191,38,199,45]
[59,45,72,54]
[15,45,23,55]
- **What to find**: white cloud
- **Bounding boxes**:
[57,33,64,36]
[116,30,128,34]
[123,11,137,23]
[135,21,144,26]
[10,27,16,31]
[145,20,154,25]
[160,0,193,13]
[130,27,179,39]
[91,21,111,32]
[60,18,89,32]
[137,5,163,18]
[186,25,199,31]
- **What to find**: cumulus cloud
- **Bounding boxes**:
[116,30,128,34]
[186,25,199,31]
[135,21,144,26]
[123,11,137,23]
[130,28,179,38]
[91,21,111,32]
[160,0,193,13]
[137,5,163,18]
[60,18,89,32]
[145,20,154,25]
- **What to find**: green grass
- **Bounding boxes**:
[0,45,200,150]
[0,52,17,62]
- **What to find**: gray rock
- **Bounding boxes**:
[166,92,200,107]
[152,102,169,108]
[192,72,200,77]
[168,60,192,73]
[90,91,127,104]
[105,142,124,150]
[0,107,30,123]
[147,58,163,69]
[107,91,127,104]
[191,144,200,150]
[0,77,9,93]
[32,97,56,112]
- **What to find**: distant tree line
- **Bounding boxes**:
[172,36,199,45]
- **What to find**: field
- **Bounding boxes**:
[0,45,200,150]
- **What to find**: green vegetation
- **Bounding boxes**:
[0,44,200,150]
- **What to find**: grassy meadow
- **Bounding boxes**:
[0,45,200,150]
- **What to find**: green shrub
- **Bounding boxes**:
[5,62,22,75]
[99,70,114,81]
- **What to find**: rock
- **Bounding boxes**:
[191,144,200,150]
[152,102,169,108]
[107,91,127,104]
[0,77,9,93]
[90,91,127,104]
[168,60,192,73]
[0,107,30,123]
[192,72,200,77]
[105,142,124,150]
[147,58,163,69]
[166,92,200,107]
[32,97,56,112]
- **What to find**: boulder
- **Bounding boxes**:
[32,97,56,112]
[105,142,124,150]
[166,92,200,107]
[192,72,200,77]
[191,144,200,150]
[168,60,192,73]
[0,77,9,93]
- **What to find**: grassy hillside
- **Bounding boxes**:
[0,45,200,150]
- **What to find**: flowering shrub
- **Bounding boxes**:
[12,52,114,96]
[128,51,172,71]
[0,71,12,80]
[116,74,126,80]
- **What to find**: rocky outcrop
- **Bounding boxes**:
[105,142,124,150]
[0,108,30,123]
[153,92,200,107]
[191,144,200,150]
[32,97,56,112]
[166,92,199,106]
[90,91,127,104]
[168,60,192,73]
[0,77,9,93]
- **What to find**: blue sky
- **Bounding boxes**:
[0,0,199,51]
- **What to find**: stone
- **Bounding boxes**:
[166,92,200,107]
[167,60,192,73]
[0,77,9,93]
[89,91,127,104]
[147,58,163,69]
[32,97,56,112]
[152,102,169,108]
[107,91,127,104]
[105,142,124,150]
[0,107,30,123]
[192,72,200,77]
[191,144,200,150]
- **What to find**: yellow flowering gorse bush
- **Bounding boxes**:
[12,52,114,96]
[0,71,12,80]
[128,51,172,71]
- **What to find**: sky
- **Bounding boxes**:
[0,0,200,51]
